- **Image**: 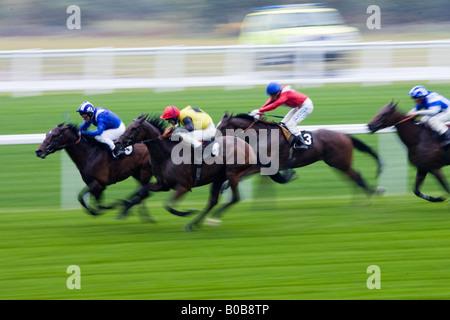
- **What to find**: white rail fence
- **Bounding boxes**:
[0,124,396,146]
[1,40,450,95]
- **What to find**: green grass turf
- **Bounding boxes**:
[1,197,450,299]
[1,83,450,299]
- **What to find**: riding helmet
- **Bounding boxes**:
[408,86,428,99]
[160,106,180,119]
[77,101,95,114]
[266,82,282,95]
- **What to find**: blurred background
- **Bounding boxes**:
[1,0,450,47]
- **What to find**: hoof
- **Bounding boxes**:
[183,224,194,232]
[375,186,386,195]
[115,212,128,220]
[203,218,222,227]
[140,214,157,223]
[85,208,101,216]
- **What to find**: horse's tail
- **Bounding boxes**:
[269,169,298,184]
[350,136,383,177]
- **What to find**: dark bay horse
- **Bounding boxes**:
[368,101,450,202]
[216,113,383,196]
[35,123,154,218]
[114,114,257,231]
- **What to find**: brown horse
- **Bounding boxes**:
[35,123,154,218]
[216,113,383,196]
[368,101,450,202]
[114,114,257,231]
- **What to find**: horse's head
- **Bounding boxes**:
[115,114,167,151]
[367,100,402,133]
[35,123,79,158]
[115,114,149,150]
[216,112,261,135]
[216,112,234,135]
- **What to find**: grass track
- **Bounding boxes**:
[1,196,450,299]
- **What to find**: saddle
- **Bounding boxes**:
[85,136,134,158]
[418,122,450,148]
[278,124,313,150]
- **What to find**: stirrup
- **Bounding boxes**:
[291,135,309,150]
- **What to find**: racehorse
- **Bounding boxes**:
[114,114,257,231]
[216,113,383,196]
[35,123,154,218]
[368,100,450,202]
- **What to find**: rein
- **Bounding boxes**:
[395,115,416,126]
[242,120,258,133]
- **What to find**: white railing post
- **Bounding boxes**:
[11,50,42,97]
[83,49,115,95]
[360,43,392,86]
[154,47,186,92]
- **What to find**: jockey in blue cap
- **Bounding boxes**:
[77,101,126,158]
[406,86,450,147]
[249,82,314,149]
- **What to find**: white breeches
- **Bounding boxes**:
[427,111,450,135]
[281,98,314,135]
[94,122,126,150]
[176,122,216,148]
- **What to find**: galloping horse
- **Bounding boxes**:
[35,123,154,218]
[114,114,257,231]
[368,101,450,202]
[216,113,383,196]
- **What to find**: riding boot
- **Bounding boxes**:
[440,130,450,147]
[113,148,125,159]
[292,134,309,150]
[193,164,202,186]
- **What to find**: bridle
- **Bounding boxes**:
[118,120,164,147]
[44,127,81,154]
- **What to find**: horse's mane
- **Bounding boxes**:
[145,114,167,133]
[234,113,279,127]
[59,122,110,151]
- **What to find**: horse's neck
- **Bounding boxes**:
[395,118,423,147]
[65,139,95,167]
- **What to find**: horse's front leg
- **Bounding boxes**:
[414,169,445,202]
[116,184,153,221]
[192,178,226,228]
[78,182,106,215]
[164,184,195,218]
[430,168,450,200]
[77,185,101,216]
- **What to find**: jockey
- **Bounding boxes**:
[77,101,126,158]
[160,105,219,158]
[406,85,450,147]
[249,82,314,149]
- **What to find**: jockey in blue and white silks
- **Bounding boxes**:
[77,101,126,157]
[407,86,450,147]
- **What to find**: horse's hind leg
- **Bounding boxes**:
[343,167,375,196]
